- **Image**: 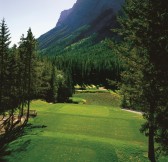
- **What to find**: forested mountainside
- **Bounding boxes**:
[38,0,124,55]
[37,0,124,86]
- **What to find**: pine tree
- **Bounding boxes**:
[18,34,28,120]
[0,19,11,114]
[7,45,20,128]
[24,28,37,121]
[38,58,52,100]
[47,64,58,103]
[118,0,168,161]
[18,29,37,121]
[57,70,73,103]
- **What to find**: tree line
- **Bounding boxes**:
[51,36,122,89]
[0,19,72,133]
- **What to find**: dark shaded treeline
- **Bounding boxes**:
[0,19,72,134]
[52,36,122,89]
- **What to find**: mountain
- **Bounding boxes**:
[56,9,73,28]
[38,0,125,86]
[56,0,124,29]
[38,0,124,54]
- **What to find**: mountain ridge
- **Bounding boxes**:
[56,9,73,27]
[38,0,124,54]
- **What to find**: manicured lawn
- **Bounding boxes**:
[3,94,168,162]
[72,91,121,107]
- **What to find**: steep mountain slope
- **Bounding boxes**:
[37,0,126,86]
[56,0,124,29]
[38,0,124,54]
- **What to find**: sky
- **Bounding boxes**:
[0,0,77,46]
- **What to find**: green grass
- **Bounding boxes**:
[3,94,168,162]
[69,97,86,104]
[73,91,121,107]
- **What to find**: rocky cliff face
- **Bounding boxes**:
[56,9,73,27]
[56,0,124,29]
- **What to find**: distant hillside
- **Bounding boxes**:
[38,0,125,86]
[38,0,124,55]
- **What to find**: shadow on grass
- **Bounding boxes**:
[0,123,47,161]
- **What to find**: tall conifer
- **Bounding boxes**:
[25,28,37,121]
[118,0,168,161]
[0,19,11,114]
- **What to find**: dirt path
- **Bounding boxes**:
[122,109,143,115]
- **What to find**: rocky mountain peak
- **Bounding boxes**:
[38,0,124,50]
[56,8,73,27]
[56,0,124,29]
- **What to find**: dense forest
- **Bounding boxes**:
[0,19,73,134]
[52,36,122,88]
[0,0,168,162]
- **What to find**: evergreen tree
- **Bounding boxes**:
[47,64,58,103]
[38,58,52,100]
[24,28,37,121]
[18,29,37,121]
[57,70,73,103]
[0,19,11,114]
[18,34,29,120]
[7,45,20,128]
[118,0,168,161]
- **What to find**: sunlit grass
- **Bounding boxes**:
[3,98,154,162]
[3,93,168,162]
[73,91,121,107]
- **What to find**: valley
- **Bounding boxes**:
[0,0,168,161]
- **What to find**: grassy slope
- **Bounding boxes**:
[3,93,167,162]
[72,91,121,107]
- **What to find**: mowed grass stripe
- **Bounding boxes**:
[57,104,110,117]
[34,102,146,144]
